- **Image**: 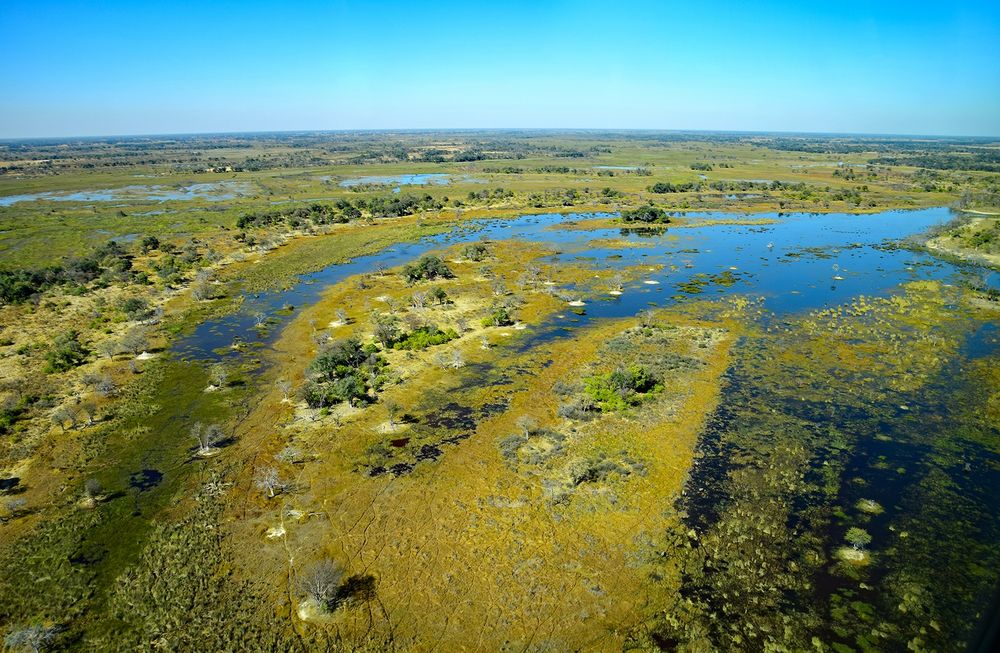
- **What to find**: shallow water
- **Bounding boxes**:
[175,207,991,360]
[166,206,996,648]
[337,173,483,188]
[0,181,252,206]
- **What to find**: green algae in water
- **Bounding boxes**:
[644,283,1000,652]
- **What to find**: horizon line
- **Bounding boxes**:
[2,127,999,143]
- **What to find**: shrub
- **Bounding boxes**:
[462,242,490,261]
[481,306,514,327]
[621,205,671,224]
[305,338,388,407]
[44,330,87,373]
[402,255,453,282]
[583,365,659,411]
[391,326,458,350]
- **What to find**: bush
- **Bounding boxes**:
[482,306,514,327]
[583,365,659,411]
[462,243,490,261]
[391,326,458,350]
[647,181,698,194]
[44,330,88,373]
[305,338,388,407]
[402,255,454,283]
[621,206,672,224]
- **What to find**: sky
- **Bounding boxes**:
[1,0,999,138]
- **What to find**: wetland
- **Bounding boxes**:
[0,131,997,652]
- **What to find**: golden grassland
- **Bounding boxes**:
[217,241,739,648]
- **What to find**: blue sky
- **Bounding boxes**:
[1,0,998,137]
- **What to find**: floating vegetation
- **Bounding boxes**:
[856,498,885,514]
[644,281,1000,652]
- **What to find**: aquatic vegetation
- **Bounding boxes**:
[641,281,1000,652]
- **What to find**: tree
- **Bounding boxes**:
[401,255,454,283]
[120,328,149,356]
[298,559,345,610]
[84,478,103,498]
[385,400,401,428]
[192,422,224,455]
[372,313,400,348]
[430,286,448,305]
[44,330,87,373]
[95,339,118,360]
[79,401,97,425]
[209,363,228,388]
[140,235,160,253]
[95,376,117,397]
[4,624,57,653]
[51,406,75,432]
[277,379,292,401]
[335,308,348,324]
[255,467,285,498]
[845,527,872,551]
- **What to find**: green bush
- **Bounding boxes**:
[392,326,458,350]
[305,338,388,407]
[482,306,514,327]
[583,365,660,411]
[44,330,88,373]
[622,205,672,223]
[462,243,490,261]
[402,255,454,282]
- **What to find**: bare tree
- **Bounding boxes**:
[334,308,348,325]
[403,312,424,332]
[4,497,27,517]
[51,406,75,432]
[255,467,285,498]
[410,291,428,309]
[254,312,267,328]
[449,350,465,369]
[192,422,224,455]
[299,559,345,609]
[95,376,117,397]
[95,339,118,360]
[275,445,304,464]
[383,296,401,314]
[209,363,228,388]
[79,401,97,425]
[516,415,537,438]
[120,328,148,356]
[4,624,56,653]
[385,400,401,428]
[276,380,292,401]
